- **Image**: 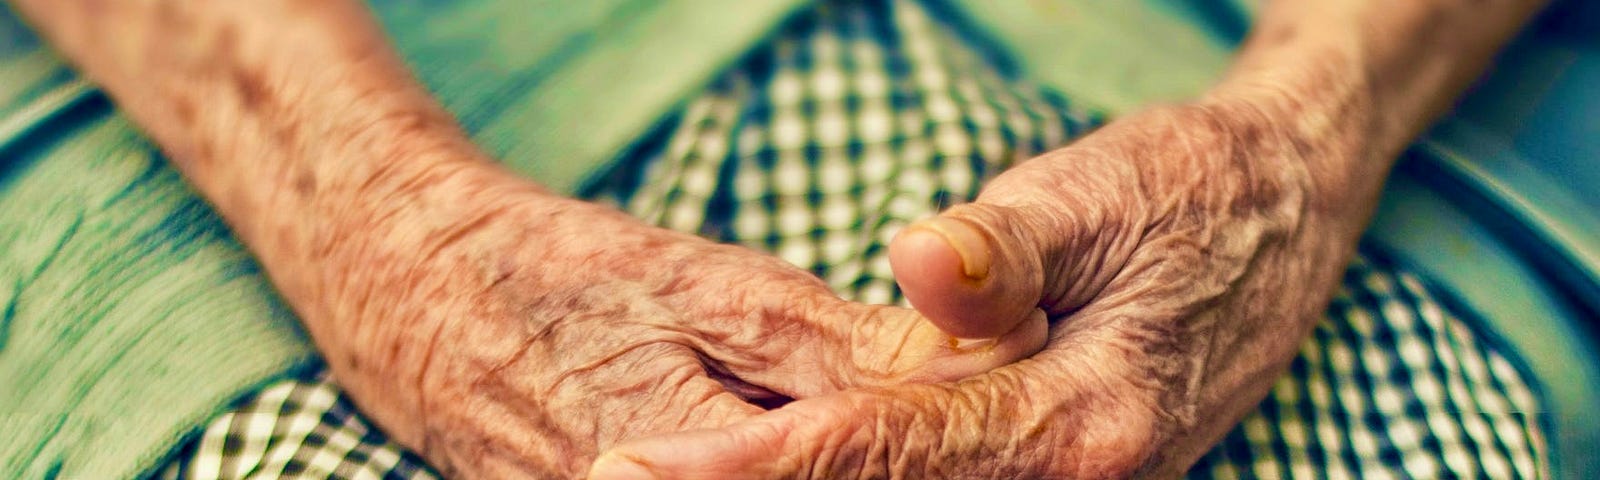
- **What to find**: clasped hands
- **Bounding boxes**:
[1,0,1521,475]
[316,100,1352,479]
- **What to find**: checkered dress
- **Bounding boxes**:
[157,1,1549,478]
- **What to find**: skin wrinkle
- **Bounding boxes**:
[1031,384,1117,477]
[611,352,698,436]
[440,382,566,474]
[471,323,553,395]
[417,202,514,261]
[658,378,728,435]
[949,386,997,476]
[875,410,898,479]
[371,156,477,215]
[1090,388,1167,477]
[8,0,1552,476]
[865,410,899,480]
[990,187,1118,318]
[1034,168,1140,310]
[818,421,855,480]
[868,309,923,385]
[844,307,912,385]
[695,349,793,407]
[541,342,671,400]
[406,305,449,460]
[467,307,672,473]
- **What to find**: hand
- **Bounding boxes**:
[319,165,1046,478]
[3,0,1048,475]
[588,100,1361,478]
[8,0,1535,476]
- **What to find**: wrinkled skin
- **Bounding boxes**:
[587,0,1552,471]
[323,166,1047,478]
[9,0,1544,477]
[590,101,1361,479]
[2,0,1045,476]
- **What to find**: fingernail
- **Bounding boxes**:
[589,452,658,480]
[910,217,991,281]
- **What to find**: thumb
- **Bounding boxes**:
[889,197,1119,339]
[713,302,1048,399]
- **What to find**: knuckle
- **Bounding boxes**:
[780,396,881,479]
[796,390,979,480]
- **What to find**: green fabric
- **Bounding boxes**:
[0,1,1281,478]
[374,0,809,193]
[0,8,316,479]
[0,109,314,479]
[944,0,1231,115]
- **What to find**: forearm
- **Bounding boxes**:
[9,0,550,443]
[1148,4,1547,468]
[5,0,522,235]
[1207,0,1546,234]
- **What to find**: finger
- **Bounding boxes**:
[889,174,1137,339]
[424,343,765,477]
[589,385,996,480]
[888,203,1045,338]
[579,373,766,475]
[605,347,768,436]
[676,243,1045,399]
[839,303,1050,388]
[722,302,1048,399]
[580,346,767,447]
[590,349,1160,480]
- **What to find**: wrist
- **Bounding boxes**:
[1189,86,1385,238]
[1203,0,1547,197]
[259,137,552,286]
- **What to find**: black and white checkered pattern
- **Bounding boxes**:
[156,369,436,480]
[1189,254,1546,479]
[159,1,1548,478]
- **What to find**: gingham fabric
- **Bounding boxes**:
[157,0,1549,478]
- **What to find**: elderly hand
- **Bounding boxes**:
[586,0,1553,469]
[323,165,1046,478]
[588,99,1362,478]
[303,166,1054,478]
[2,0,1052,475]
[12,0,1538,475]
